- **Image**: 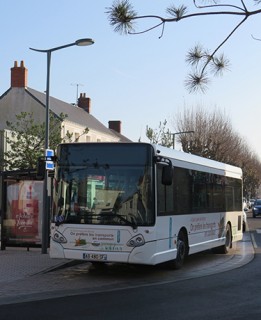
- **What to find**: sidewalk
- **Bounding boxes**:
[0,246,73,283]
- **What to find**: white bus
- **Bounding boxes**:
[50,142,243,269]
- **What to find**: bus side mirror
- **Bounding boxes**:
[162,165,173,186]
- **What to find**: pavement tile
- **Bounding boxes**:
[0,247,70,283]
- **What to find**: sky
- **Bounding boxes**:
[1,1,261,158]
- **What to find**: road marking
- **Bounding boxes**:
[256,229,261,234]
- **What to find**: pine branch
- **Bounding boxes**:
[107,0,261,92]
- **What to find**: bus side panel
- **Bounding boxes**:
[188,211,243,254]
[128,241,174,265]
[155,211,243,257]
[228,211,244,243]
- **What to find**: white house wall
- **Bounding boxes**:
[63,120,120,143]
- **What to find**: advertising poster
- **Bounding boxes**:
[5,180,43,245]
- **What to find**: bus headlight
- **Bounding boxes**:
[127,234,145,247]
[52,230,67,244]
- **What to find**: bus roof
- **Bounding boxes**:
[152,143,242,178]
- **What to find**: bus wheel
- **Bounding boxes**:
[213,224,232,254]
[173,230,188,270]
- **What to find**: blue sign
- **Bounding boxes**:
[46,161,54,170]
[45,149,54,159]
[45,149,54,170]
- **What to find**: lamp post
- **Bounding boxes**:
[171,130,194,149]
[30,38,94,253]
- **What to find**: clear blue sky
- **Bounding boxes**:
[1,1,261,158]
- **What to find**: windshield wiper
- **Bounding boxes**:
[98,212,138,230]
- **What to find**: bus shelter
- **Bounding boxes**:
[0,169,44,250]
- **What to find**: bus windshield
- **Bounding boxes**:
[52,143,155,227]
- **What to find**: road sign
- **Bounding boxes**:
[45,149,54,159]
[46,161,54,170]
[45,149,54,170]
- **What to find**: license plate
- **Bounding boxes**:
[83,253,107,261]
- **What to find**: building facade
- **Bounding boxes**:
[0,61,131,168]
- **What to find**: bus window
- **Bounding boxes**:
[157,164,174,215]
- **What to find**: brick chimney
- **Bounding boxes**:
[11,60,28,88]
[78,93,91,113]
[109,121,121,134]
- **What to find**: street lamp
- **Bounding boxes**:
[30,38,94,253]
[171,130,194,149]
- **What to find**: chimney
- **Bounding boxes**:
[78,93,91,113]
[11,60,28,88]
[109,120,121,134]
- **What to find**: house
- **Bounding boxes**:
[0,61,131,157]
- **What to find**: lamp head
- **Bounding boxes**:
[75,38,94,46]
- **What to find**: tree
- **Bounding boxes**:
[239,146,261,198]
[175,107,243,164]
[175,107,261,196]
[107,0,261,92]
[146,120,173,147]
[1,111,89,170]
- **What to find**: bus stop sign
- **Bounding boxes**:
[45,149,54,170]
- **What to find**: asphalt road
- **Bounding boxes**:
[247,211,261,247]
[1,212,260,320]
[1,249,260,320]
